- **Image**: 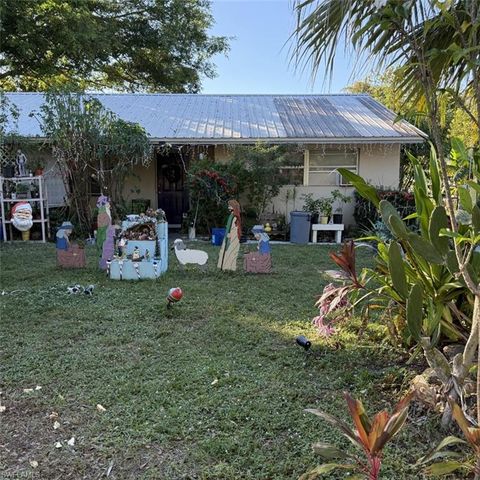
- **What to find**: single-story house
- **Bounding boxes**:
[2,93,425,227]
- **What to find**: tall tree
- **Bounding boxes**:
[0,0,228,92]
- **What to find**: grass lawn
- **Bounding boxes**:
[1,242,442,479]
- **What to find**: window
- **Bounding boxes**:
[306,149,358,186]
[278,150,305,185]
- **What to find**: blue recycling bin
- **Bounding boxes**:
[290,211,311,244]
[211,227,226,246]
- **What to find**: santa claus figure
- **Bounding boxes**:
[11,202,33,240]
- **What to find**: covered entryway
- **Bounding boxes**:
[157,150,189,227]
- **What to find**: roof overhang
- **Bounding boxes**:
[10,135,427,145]
[149,136,427,145]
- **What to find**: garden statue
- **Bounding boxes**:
[11,202,33,240]
[56,221,86,268]
[15,150,27,177]
[217,199,242,271]
[173,238,208,268]
[56,221,74,250]
[244,225,272,273]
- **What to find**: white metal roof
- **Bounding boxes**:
[4,93,426,144]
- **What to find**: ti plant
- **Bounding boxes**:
[301,392,413,480]
[417,400,480,477]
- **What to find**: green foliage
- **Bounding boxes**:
[353,189,416,231]
[39,90,151,233]
[186,156,243,234]
[338,139,480,348]
[0,0,228,92]
[417,401,479,477]
[228,143,299,217]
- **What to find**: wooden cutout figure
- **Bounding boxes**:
[244,225,272,273]
[56,221,86,268]
[96,195,114,270]
[217,199,242,271]
[173,238,208,268]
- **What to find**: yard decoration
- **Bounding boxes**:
[56,221,86,268]
[167,287,183,308]
[108,209,168,280]
[96,195,114,270]
[217,199,242,271]
[15,149,27,177]
[244,225,272,274]
[11,202,33,240]
[173,238,208,268]
[301,391,414,480]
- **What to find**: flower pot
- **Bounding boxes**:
[310,213,319,224]
[34,169,44,176]
[333,213,343,224]
[22,230,30,241]
[320,216,329,224]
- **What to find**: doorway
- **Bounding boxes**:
[157,150,188,227]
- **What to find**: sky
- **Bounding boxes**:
[202,0,363,94]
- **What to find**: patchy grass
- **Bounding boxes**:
[1,242,443,479]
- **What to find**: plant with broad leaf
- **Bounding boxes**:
[335,140,480,427]
[301,391,414,480]
[417,400,480,477]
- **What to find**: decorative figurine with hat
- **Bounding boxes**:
[244,224,272,274]
[56,221,74,250]
[11,202,33,241]
[56,220,86,268]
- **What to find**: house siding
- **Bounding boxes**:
[26,142,400,228]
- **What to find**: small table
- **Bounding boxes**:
[311,224,344,244]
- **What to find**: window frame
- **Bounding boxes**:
[304,148,359,186]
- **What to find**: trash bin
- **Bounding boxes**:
[211,227,226,246]
[289,211,311,244]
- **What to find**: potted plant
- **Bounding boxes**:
[33,161,44,176]
[331,189,352,224]
[16,182,30,199]
[301,193,321,223]
[318,197,334,224]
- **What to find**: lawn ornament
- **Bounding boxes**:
[56,221,86,268]
[67,285,82,294]
[108,211,168,280]
[244,225,272,274]
[84,285,94,295]
[296,335,312,351]
[167,287,183,308]
[16,149,27,177]
[97,195,115,270]
[56,221,73,250]
[173,238,208,268]
[11,202,33,240]
[217,199,242,271]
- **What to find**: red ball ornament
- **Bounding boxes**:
[167,287,183,307]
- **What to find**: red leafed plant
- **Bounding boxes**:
[312,241,364,337]
[301,391,414,480]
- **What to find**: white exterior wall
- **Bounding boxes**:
[217,143,401,227]
[25,143,401,228]
[123,162,157,209]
